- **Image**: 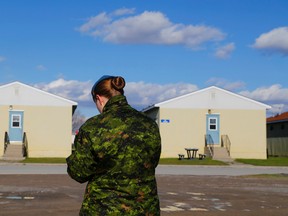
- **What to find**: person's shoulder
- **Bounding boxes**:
[79,115,101,131]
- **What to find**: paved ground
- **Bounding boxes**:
[1,163,288,176]
[0,172,288,215]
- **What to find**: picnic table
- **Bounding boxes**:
[184,148,199,159]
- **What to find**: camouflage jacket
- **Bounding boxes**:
[66,95,161,215]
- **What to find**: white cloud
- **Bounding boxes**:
[252,27,288,55]
[77,9,225,48]
[0,56,6,62]
[34,78,198,111]
[125,81,198,108]
[239,84,288,102]
[206,77,245,91]
[36,64,47,71]
[239,84,288,115]
[34,79,288,117]
[34,78,92,102]
[268,104,286,115]
[214,43,235,59]
[112,8,136,16]
[77,12,111,33]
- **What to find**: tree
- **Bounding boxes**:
[72,110,86,133]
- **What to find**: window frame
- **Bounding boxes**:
[11,114,22,128]
[208,117,217,131]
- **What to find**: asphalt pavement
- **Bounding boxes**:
[1,162,288,216]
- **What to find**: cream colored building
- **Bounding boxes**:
[144,86,271,160]
[0,81,77,158]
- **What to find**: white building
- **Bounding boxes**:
[144,86,271,159]
[0,81,77,158]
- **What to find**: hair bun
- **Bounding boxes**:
[111,76,125,91]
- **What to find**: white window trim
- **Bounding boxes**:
[11,114,22,128]
[208,117,217,131]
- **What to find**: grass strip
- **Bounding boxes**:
[20,157,288,166]
[159,157,228,165]
[21,157,66,163]
[235,157,288,166]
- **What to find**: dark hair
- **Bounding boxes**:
[92,76,125,101]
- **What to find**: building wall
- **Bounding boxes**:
[219,109,267,159]
[0,106,10,155]
[157,108,267,159]
[0,105,73,158]
[158,108,207,158]
[267,122,288,138]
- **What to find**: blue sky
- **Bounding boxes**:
[1,0,288,117]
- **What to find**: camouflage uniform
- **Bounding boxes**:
[66,95,161,215]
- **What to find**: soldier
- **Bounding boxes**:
[66,75,161,215]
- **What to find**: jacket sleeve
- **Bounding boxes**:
[66,129,97,183]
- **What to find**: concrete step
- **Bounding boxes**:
[212,147,234,162]
[2,144,25,161]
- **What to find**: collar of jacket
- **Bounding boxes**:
[102,95,128,113]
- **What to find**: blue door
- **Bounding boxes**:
[9,111,24,142]
[206,114,220,145]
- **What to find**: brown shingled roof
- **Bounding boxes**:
[267,111,288,123]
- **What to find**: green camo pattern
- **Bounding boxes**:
[66,95,161,215]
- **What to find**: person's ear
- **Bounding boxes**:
[96,95,104,105]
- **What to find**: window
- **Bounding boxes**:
[11,114,21,128]
[270,125,274,131]
[209,118,217,131]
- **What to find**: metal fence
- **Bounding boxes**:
[267,137,288,157]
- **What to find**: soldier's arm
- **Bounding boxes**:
[66,130,96,183]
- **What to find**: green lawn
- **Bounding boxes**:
[20,157,288,166]
[21,157,227,165]
[159,157,228,165]
[235,157,288,166]
[21,157,66,163]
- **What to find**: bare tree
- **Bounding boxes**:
[72,110,86,134]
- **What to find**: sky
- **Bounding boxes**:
[1,0,288,118]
